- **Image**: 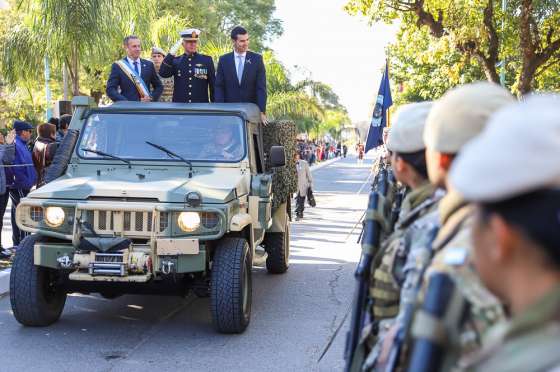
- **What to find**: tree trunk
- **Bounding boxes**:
[71,47,80,96]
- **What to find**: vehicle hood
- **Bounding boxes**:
[29,167,248,204]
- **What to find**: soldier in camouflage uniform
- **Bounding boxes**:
[450,96,560,372]
[364,102,441,369]
[405,82,515,370]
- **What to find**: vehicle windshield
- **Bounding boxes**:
[78,112,246,162]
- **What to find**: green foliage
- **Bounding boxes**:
[157,0,283,51]
[346,0,560,99]
[0,0,347,137]
[389,24,485,104]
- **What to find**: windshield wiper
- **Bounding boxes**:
[146,141,193,178]
[81,147,131,169]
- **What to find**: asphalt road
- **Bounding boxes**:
[0,155,373,372]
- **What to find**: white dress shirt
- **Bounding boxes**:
[126,56,142,76]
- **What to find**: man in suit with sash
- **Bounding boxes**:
[106,35,163,102]
[215,26,268,124]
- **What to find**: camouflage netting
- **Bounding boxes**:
[263,120,297,211]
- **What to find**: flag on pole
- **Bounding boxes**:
[365,63,393,153]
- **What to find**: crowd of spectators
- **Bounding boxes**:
[0,114,71,259]
[296,139,348,166]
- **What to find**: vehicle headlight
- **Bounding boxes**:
[44,207,66,228]
[177,212,200,232]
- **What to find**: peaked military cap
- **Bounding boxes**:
[450,95,560,202]
[424,82,515,154]
[387,101,432,153]
[180,28,201,41]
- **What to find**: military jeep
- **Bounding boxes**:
[10,97,292,334]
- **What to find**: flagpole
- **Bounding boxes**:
[385,56,391,127]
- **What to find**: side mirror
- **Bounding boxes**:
[270,146,286,168]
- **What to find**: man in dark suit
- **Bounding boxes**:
[106,35,163,102]
[159,29,215,103]
[215,26,268,124]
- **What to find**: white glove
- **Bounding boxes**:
[169,39,182,55]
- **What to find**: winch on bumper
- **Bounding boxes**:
[18,200,226,282]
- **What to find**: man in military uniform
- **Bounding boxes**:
[401,83,515,370]
[363,102,442,370]
[159,28,215,103]
[449,96,560,372]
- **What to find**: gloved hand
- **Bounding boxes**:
[169,39,182,55]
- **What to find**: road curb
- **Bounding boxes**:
[0,268,10,297]
[310,157,341,172]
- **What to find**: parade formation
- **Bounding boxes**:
[0,0,559,371]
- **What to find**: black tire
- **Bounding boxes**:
[10,234,67,326]
[210,237,252,334]
[45,129,79,184]
[263,228,290,274]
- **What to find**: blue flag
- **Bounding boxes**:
[365,63,393,153]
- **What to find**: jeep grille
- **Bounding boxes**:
[82,210,167,236]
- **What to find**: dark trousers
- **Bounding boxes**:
[0,192,9,248]
[9,188,30,246]
[296,193,306,217]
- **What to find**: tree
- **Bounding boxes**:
[157,0,283,51]
[346,0,560,95]
[1,0,154,95]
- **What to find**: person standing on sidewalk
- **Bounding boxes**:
[295,152,313,221]
[6,120,37,248]
[0,130,16,259]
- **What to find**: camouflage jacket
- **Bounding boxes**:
[421,191,505,368]
[364,184,441,371]
[464,286,560,372]
[370,182,439,321]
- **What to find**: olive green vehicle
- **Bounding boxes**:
[9,97,291,334]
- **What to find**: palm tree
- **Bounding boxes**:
[1,0,154,95]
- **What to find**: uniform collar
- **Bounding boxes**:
[401,181,435,212]
[506,285,560,339]
[16,135,28,145]
[438,189,469,225]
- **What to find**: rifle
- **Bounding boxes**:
[406,272,467,372]
[344,167,389,372]
[389,186,406,231]
[384,226,439,372]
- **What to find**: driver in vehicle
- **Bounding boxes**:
[200,123,242,160]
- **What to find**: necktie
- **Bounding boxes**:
[133,61,139,75]
[237,55,244,84]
